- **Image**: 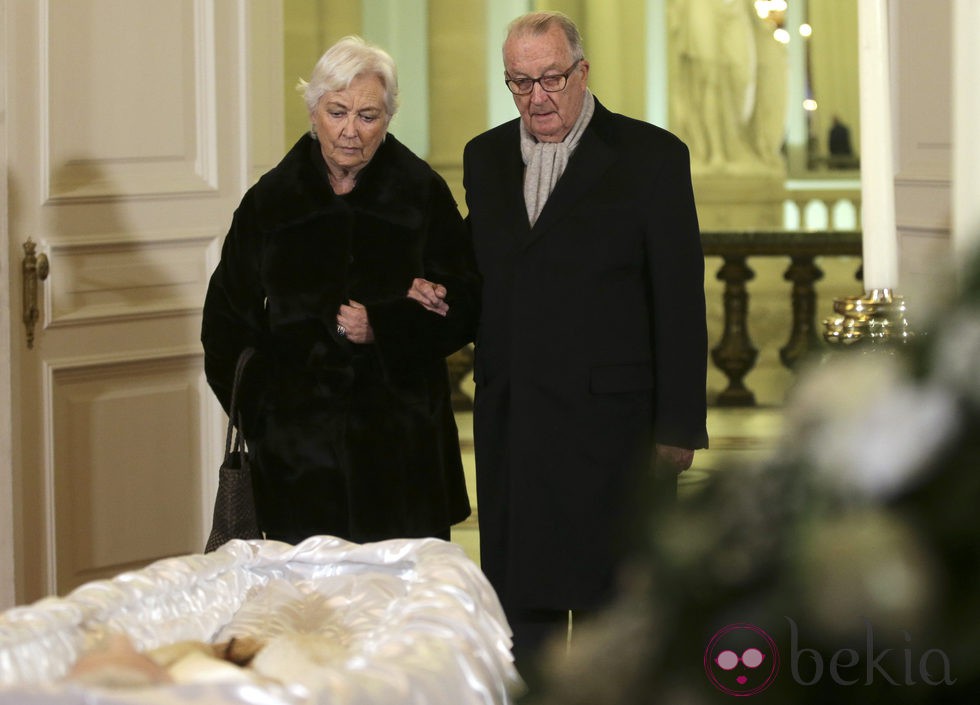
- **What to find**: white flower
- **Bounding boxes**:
[781,353,960,500]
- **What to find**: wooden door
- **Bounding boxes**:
[1,0,282,604]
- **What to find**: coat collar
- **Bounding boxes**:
[515,98,618,250]
[250,133,429,233]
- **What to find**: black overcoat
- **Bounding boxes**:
[202,134,479,543]
[463,99,709,611]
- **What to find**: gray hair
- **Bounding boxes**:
[505,11,585,62]
[298,36,399,118]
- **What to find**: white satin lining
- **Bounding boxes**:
[0,536,520,705]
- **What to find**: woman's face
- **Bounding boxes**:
[312,73,389,177]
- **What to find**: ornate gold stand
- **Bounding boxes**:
[823,288,913,345]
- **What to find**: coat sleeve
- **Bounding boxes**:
[365,174,481,372]
[645,138,709,450]
[200,192,271,437]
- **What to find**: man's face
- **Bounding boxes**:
[503,25,589,143]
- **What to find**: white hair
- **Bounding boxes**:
[505,11,585,62]
[298,36,399,118]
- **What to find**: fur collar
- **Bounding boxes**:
[249,133,431,232]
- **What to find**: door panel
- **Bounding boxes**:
[46,2,218,200]
[52,354,208,589]
[44,232,215,324]
[5,0,282,603]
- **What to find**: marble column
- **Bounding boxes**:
[953,0,980,270]
[427,0,487,201]
[486,0,529,128]
[857,0,898,291]
[580,0,647,119]
[784,0,810,174]
[363,0,429,158]
[645,0,669,127]
[282,1,361,142]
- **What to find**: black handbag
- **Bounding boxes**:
[205,347,262,552]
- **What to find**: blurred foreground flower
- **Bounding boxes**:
[781,353,960,501]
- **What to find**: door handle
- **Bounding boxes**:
[22,238,49,349]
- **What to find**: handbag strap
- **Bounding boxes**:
[224,347,256,459]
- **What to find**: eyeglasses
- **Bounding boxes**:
[504,59,582,95]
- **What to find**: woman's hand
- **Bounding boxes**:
[407,278,449,316]
[336,300,375,343]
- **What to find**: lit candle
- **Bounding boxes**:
[858,0,898,292]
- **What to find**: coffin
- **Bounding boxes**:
[0,536,519,704]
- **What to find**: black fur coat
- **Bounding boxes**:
[201,134,478,543]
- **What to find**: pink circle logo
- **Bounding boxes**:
[704,623,780,696]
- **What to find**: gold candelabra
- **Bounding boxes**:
[823,288,913,346]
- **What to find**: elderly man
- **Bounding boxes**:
[461,11,709,671]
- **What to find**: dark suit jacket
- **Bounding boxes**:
[463,99,708,610]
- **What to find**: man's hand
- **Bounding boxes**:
[655,444,695,473]
[406,277,449,316]
[336,300,375,343]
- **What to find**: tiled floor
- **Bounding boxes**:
[679,403,784,500]
[449,409,480,564]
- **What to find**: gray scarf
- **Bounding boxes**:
[520,90,596,226]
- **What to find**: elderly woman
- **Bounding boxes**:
[201,36,478,544]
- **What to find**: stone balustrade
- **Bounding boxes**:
[783,179,861,230]
[702,229,862,406]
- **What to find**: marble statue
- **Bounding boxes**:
[668,0,787,175]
